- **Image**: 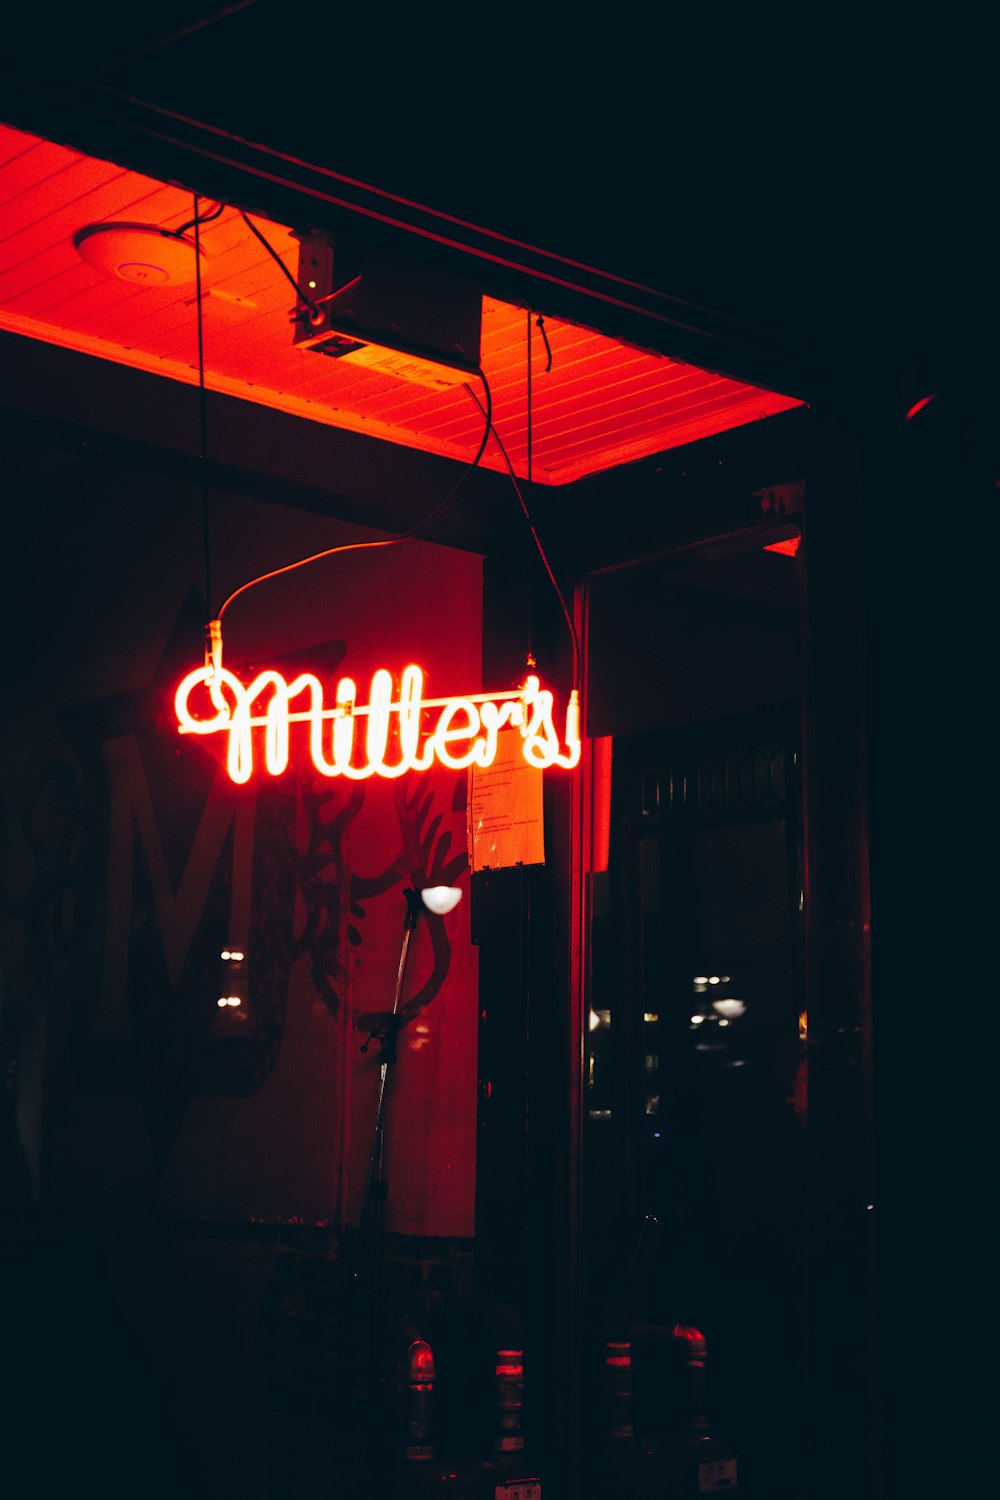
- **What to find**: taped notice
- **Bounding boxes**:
[469,726,545,872]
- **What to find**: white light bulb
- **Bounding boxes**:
[421,886,463,916]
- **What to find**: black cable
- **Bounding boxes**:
[217,371,493,621]
[399,372,492,539]
[527,310,534,492]
[466,381,580,690]
[193,195,211,617]
[238,210,321,317]
[536,314,553,372]
[175,200,226,235]
[186,205,573,694]
[526,311,534,664]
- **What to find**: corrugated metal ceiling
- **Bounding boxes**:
[0,121,801,484]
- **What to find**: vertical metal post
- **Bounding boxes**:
[362,887,423,1246]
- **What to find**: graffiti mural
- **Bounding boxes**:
[296,771,467,1034]
[5,512,481,1233]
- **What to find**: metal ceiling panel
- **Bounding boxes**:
[0,122,801,484]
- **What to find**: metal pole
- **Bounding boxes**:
[361,887,423,1243]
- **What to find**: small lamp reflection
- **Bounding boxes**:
[420,886,463,916]
[214,945,253,1032]
[711,998,746,1020]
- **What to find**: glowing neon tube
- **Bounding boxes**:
[175,664,581,783]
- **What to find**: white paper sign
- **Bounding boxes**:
[469,727,545,871]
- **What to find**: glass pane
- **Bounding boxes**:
[583,533,806,1495]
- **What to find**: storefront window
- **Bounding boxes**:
[582,527,806,1493]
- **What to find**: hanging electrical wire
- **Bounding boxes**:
[238,210,321,319]
[212,369,577,694]
[465,381,580,693]
[215,374,493,622]
[176,200,226,235]
[536,314,553,373]
[178,200,320,316]
[192,195,212,620]
[194,203,577,701]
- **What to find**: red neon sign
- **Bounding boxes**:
[175,663,581,784]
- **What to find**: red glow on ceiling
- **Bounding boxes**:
[764,536,800,557]
[0,121,803,483]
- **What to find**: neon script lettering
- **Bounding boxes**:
[175,664,581,784]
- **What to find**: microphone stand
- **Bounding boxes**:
[352,882,461,1460]
[361,885,424,1251]
[358,885,424,1395]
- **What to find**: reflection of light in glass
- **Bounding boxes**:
[588,1009,611,1032]
[409,1020,432,1051]
[588,1108,612,1121]
[652,1131,662,1140]
[644,1054,658,1072]
[694,976,708,986]
[643,1012,659,1023]
[712,998,746,1020]
[718,1018,730,1028]
[216,937,251,1030]
[799,1010,808,1041]
[709,976,720,985]
[691,1014,705,1025]
[645,1094,660,1115]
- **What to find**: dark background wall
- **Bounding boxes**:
[3,460,483,1229]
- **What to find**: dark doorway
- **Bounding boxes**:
[582,533,807,1496]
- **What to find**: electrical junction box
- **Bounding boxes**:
[292,229,482,390]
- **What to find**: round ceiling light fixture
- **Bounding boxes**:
[73,223,205,286]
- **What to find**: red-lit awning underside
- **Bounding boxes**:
[0,122,801,484]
